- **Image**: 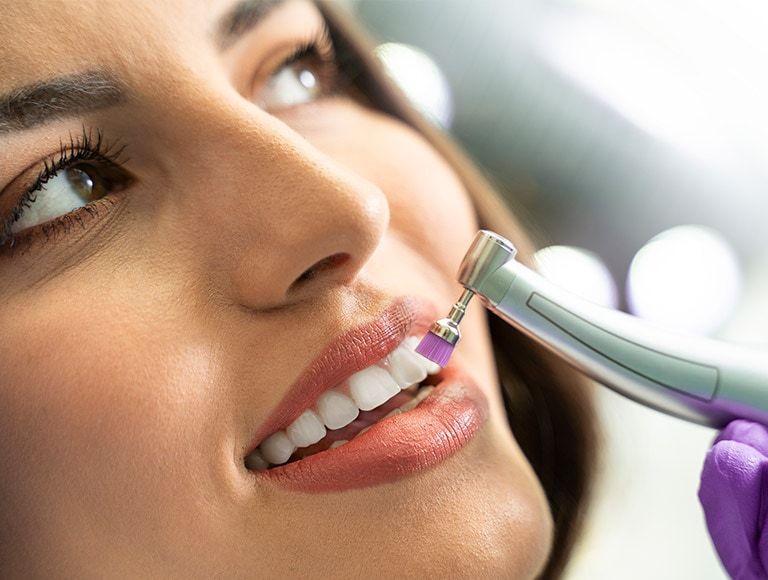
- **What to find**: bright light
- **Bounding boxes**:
[534,245,618,308]
[298,70,317,89]
[536,14,718,155]
[534,2,768,168]
[627,225,742,336]
[374,42,454,128]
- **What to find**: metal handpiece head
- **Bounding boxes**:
[415,231,518,368]
[457,230,518,303]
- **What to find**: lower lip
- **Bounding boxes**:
[258,369,489,493]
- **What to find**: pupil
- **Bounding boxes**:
[67,167,95,198]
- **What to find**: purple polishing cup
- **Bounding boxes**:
[415,331,454,368]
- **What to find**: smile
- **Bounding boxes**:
[245,336,441,469]
[244,297,489,492]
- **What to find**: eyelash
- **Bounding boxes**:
[0,128,127,251]
[0,23,349,253]
[273,22,346,101]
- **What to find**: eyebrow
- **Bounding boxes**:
[215,0,286,50]
[0,70,124,135]
[0,0,287,135]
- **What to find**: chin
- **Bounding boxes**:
[328,424,554,579]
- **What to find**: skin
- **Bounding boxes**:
[0,0,553,577]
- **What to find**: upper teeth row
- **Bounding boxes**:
[247,336,440,469]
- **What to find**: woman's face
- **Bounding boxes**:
[0,1,552,576]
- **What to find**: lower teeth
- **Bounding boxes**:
[401,385,434,411]
[255,384,436,469]
[353,385,434,439]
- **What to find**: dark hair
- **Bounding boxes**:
[319,4,599,578]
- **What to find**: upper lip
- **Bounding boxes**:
[246,295,438,454]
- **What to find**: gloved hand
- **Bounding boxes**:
[699,419,768,579]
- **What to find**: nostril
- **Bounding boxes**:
[290,253,350,289]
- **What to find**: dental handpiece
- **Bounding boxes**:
[418,229,768,428]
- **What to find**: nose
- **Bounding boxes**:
[170,109,389,311]
[231,147,389,309]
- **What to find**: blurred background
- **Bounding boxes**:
[346,0,768,577]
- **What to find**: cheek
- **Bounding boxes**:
[0,280,229,557]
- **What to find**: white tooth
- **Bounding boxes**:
[329,440,348,449]
[415,385,435,402]
[355,424,373,438]
[286,409,327,448]
[423,359,442,375]
[349,365,401,411]
[397,385,436,415]
[397,398,420,414]
[383,407,404,419]
[259,431,295,465]
[316,390,359,430]
[404,336,441,374]
[244,449,270,471]
[403,383,419,395]
[387,345,428,388]
[428,362,442,375]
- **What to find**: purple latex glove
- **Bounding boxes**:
[699,419,768,579]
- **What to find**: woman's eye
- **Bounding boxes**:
[256,30,341,112]
[11,163,115,234]
[260,61,323,109]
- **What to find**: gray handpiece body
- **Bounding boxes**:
[459,230,768,428]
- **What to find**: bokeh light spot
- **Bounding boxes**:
[374,42,454,128]
[627,225,742,335]
[534,245,618,308]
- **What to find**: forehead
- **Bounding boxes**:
[0,0,280,88]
